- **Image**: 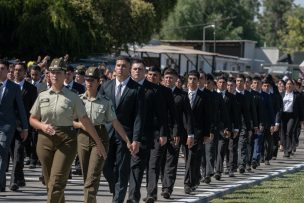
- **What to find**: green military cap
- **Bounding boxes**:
[49,58,67,71]
[75,65,86,75]
[85,66,101,79]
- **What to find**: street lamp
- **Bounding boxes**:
[203,24,215,52]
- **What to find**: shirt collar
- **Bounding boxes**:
[137,79,145,85]
[171,86,176,92]
[64,80,73,87]
[15,79,25,88]
[0,79,8,87]
[217,89,226,94]
[49,86,67,94]
[82,92,101,101]
[116,77,130,87]
[236,88,244,94]
[189,88,198,94]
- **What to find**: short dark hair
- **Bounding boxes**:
[163,68,178,76]
[236,74,245,81]
[147,66,161,74]
[31,64,41,72]
[116,55,131,63]
[131,58,145,66]
[217,75,227,82]
[205,73,214,81]
[227,77,236,83]
[0,59,9,68]
[14,62,27,71]
[245,75,252,81]
[252,76,261,81]
[188,70,200,79]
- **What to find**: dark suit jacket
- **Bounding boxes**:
[98,78,144,142]
[141,80,168,148]
[261,91,275,127]
[191,89,214,139]
[222,91,240,132]
[0,80,28,142]
[251,90,265,128]
[158,85,178,138]
[235,91,255,132]
[71,81,85,94]
[172,87,194,142]
[211,91,230,134]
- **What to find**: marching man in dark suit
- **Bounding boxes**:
[127,59,168,203]
[10,62,37,191]
[99,56,145,203]
[184,70,213,194]
[0,60,28,192]
[160,68,194,199]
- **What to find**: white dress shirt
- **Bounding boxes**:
[15,79,25,90]
[115,77,130,97]
[283,92,294,113]
[64,80,74,90]
[0,79,8,103]
[236,88,245,95]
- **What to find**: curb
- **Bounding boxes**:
[173,162,304,203]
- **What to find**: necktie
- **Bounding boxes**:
[116,83,122,106]
[189,91,194,108]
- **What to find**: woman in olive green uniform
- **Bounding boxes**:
[29,58,107,203]
[73,67,131,203]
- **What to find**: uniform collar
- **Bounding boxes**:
[81,92,101,101]
[49,86,68,94]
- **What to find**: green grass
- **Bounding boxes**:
[211,170,304,203]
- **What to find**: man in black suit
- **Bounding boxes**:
[247,76,265,168]
[184,70,213,194]
[0,60,28,192]
[160,68,194,199]
[204,74,229,182]
[64,65,85,94]
[215,75,239,178]
[144,66,176,203]
[235,74,257,174]
[127,59,168,203]
[9,62,37,191]
[99,56,144,203]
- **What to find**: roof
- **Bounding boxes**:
[161,39,257,44]
[134,45,244,60]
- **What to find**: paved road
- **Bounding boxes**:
[1,139,304,203]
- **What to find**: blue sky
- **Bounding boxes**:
[295,0,304,6]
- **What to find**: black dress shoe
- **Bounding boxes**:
[246,165,252,172]
[162,190,171,199]
[0,187,5,192]
[29,164,36,169]
[204,176,211,184]
[10,184,19,191]
[145,197,155,203]
[265,160,270,165]
[17,180,26,187]
[126,200,138,203]
[184,185,192,194]
[39,176,45,185]
[252,161,258,169]
[239,166,245,174]
[214,172,221,180]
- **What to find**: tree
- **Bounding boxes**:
[159,0,260,41]
[257,0,294,47]
[278,6,304,53]
[0,0,161,58]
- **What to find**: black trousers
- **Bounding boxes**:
[263,128,273,161]
[146,136,166,199]
[215,136,229,173]
[272,131,280,158]
[30,130,38,165]
[103,136,131,203]
[228,136,238,171]
[10,130,25,185]
[238,130,249,168]
[201,140,215,177]
[128,145,150,202]
[184,140,201,187]
[160,139,180,194]
[281,112,297,155]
